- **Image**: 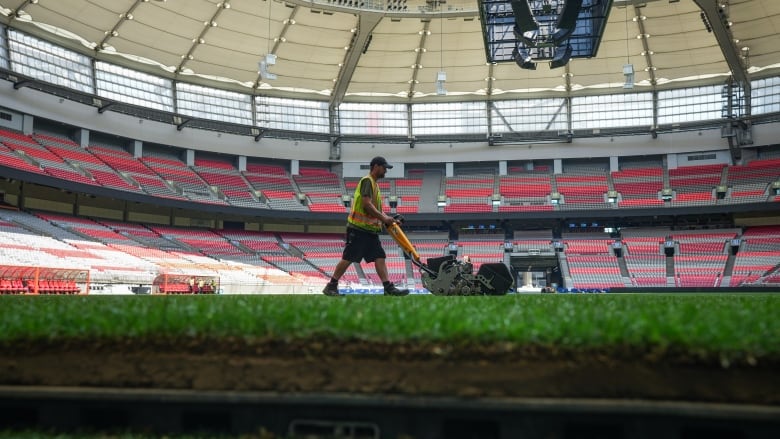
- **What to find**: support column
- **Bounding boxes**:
[18,181,25,210]
[22,114,34,135]
[237,155,247,172]
[131,140,143,158]
[75,128,90,149]
[667,153,678,171]
[610,156,619,173]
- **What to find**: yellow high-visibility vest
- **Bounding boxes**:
[347,175,382,232]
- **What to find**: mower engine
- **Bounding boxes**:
[420,255,513,296]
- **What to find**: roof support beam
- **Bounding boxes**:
[9,0,40,22]
[97,0,145,51]
[632,4,657,86]
[176,2,231,75]
[329,11,383,108]
[693,0,750,96]
[407,20,432,100]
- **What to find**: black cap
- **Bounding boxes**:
[370,156,393,169]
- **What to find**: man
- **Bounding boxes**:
[323,156,410,296]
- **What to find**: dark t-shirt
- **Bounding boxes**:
[359,177,374,198]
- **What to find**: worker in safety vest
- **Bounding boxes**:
[322,156,409,296]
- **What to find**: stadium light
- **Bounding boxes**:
[259,53,277,81]
[623,64,635,89]
[436,71,447,96]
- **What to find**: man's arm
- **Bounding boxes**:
[361,194,394,226]
[359,179,394,226]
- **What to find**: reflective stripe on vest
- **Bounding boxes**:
[347,175,382,232]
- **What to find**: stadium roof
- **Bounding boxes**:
[1,0,779,104]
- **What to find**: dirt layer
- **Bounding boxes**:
[1,337,778,405]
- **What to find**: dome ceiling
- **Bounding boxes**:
[1,0,778,104]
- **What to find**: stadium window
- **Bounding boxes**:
[752,77,780,115]
[570,93,653,130]
[177,83,253,125]
[0,24,8,70]
[491,98,568,134]
[338,102,408,136]
[411,102,487,136]
[96,61,173,112]
[658,85,722,124]
[256,96,329,134]
[8,29,93,93]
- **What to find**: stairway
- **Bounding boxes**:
[418,170,442,213]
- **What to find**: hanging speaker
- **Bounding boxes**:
[510,0,539,33]
[553,0,583,43]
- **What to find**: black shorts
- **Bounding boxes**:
[342,226,386,263]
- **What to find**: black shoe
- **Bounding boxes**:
[322,282,341,296]
[384,282,409,296]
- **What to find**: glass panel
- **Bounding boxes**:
[411,102,487,136]
[255,96,329,134]
[95,61,173,112]
[571,93,653,130]
[751,77,780,115]
[0,24,9,70]
[492,98,568,133]
[177,83,252,125]
[658,85,721,124]
[7,30,93,93]
[338,102,408,136]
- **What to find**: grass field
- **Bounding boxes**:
[1,293,779,359]
[2,293,779,438]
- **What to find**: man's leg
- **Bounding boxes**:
[332,259,352,281]
[374,257,390,283]
[323,259,351,296]
[375,258,409,296]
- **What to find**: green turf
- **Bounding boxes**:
[1,294,779,359]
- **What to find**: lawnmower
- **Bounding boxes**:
[387,217,514,296]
